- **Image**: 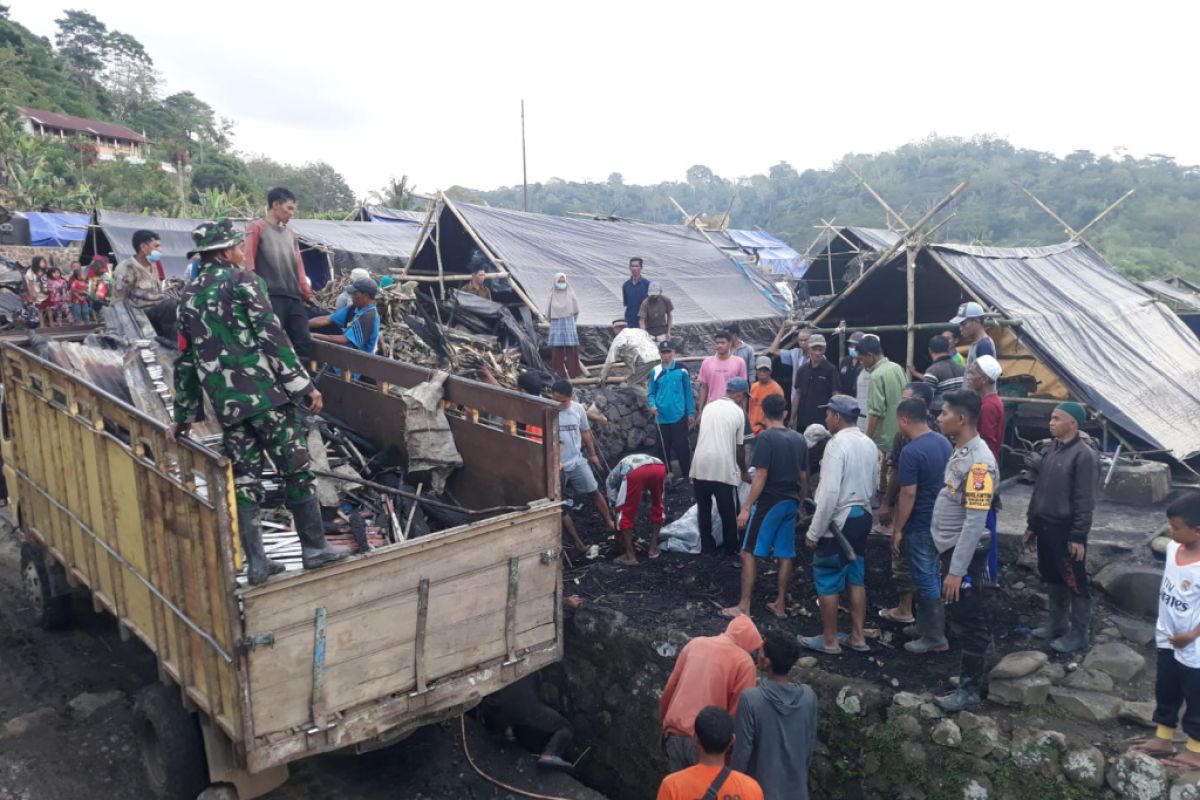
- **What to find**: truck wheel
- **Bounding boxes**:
[133,684,209,800]
[19,543,71,630]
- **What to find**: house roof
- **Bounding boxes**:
[19,107,148,144]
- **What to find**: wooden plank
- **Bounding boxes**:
[503,556,519,663]
[310,607,328,727]
[414,579,430,693]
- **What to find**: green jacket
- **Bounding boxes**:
[867,357,906,451]
[173,258,313,427]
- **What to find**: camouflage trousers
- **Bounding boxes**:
[223,404,315,508]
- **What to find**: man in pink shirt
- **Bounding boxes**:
[698,330,749,413]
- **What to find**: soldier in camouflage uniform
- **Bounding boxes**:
[168,218,349,584]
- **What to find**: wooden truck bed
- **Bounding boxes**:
[0,336,562,780]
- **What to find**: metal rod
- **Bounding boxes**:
[307,468,524,516]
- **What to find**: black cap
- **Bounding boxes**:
[658,340,675,353]
[857,334,882,355]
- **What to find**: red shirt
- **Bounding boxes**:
[979,393,1005,462]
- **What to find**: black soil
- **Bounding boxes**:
[566,477,1070,694]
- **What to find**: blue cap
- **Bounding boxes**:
[820,394,861,419]
[726,378,750,395]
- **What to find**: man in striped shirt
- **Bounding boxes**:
[922,334,965,408]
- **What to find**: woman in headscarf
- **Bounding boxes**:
[546,272,583,377]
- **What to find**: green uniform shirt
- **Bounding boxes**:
[174,257,313,427]
[867,356,906,451]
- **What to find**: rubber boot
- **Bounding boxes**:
[1032,583,1071,640]
[1051,594,1093,653]
[934,681,982,713]
[289,496,351,570]
[905,599,949,654]
[237,505,285,586]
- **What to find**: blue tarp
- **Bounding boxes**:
[26,212,89,247]
[726,229,806,277]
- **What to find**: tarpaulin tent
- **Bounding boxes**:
[803,226,901,296]
[26,212,89,247]
[722,229,807,278]
[1142,278,1200,339]
[407,200,785,360]
[812,240,1200,462]
[356,205,426,224]
[82,209,211,279]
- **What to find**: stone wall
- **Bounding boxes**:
[576,385,673,466]
[0,245,79,269]
[547,604,1198,800]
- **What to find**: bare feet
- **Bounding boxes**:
[613,554,637,566]
[1163,750,1200,770]
[766,599,788,619]
[720,606,748,619]
[564,595,584,610]
[648,546,661,559]
[1129,738,1176,758]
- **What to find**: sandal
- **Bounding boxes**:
[878,607,915,624]
[798,635,841,655]
[838,632,871,653]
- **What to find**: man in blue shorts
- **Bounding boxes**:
[722,394,809,620]
[800,395,880,655]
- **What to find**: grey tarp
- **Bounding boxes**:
[83,209,214,279]
[290,219,421,273]
[358,205,427,224]
[438,203,784,328]
[934,241,1200,461]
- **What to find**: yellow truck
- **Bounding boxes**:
[2,338,564,799]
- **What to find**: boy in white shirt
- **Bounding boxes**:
[1130,492,1200,769]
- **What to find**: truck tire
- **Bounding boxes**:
[19,543,71,630]
[132,684,209,800]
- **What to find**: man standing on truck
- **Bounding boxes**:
[169,219,349,585]
[244,187,315,359]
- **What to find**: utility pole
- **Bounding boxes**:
[521,100,528,212]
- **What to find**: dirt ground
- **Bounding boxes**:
[0,514,603,800]
[564,473,1160,721]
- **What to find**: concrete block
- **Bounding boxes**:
[1104,460,1172,506]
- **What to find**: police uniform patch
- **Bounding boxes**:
[963,463,994,511]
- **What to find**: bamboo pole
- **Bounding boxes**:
[799,318,1022,336]
[403,200,438,276]
[439,192,548,323]
[905,241,917,371]
[401,271,511,283]
[1073,189,1136,241]
[843,163,910,229]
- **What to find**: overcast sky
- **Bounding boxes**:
[13,1,1199,197]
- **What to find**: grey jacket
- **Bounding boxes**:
[730,679,818,800]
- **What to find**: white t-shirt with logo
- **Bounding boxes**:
[1157,541,1200,668]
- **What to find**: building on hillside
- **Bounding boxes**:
[18,106,148,162]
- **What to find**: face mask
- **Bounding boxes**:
[555,281,567,290]
[848,348,857,358]
[148,250,163,263]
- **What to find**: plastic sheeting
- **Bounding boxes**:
[359,205,426,224]
[84,210,212,279]
[934,242,1200,461]
[725,229,807,277]
[26,212,89,247]
[443,203,784,328]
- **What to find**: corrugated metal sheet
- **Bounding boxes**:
[933,242,1200,461]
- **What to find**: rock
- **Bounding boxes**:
[919,703,944,720]
[1038,662,1066,682]
[797,657,818,669]
[1113,615,1159,647]
[836,685,863,715]
[1106,459,1172,505]
[1107,752,1169,800]
[988,673,1052,707]
[897,715,923,739]
[957,711,1001,757]
[1084,641,1147,681]
[1095,562,1167,618]
[0,707,56,739]
[1048,686,1123,722]
[1153,536,1172,557]
[931,718,962,748]
[1121,701,1159,729]
[1062,745,1107,788]
[1171,772,1200,800]
[1093,635,1111,644]
[1063,667,1115,692]
[1102,626,1122,638]
[66,690,124,719]
[961,775,993,800]
[892,691,925,710]
[900,740,927,764]
[989,650,1049,680]
[1011,728,1067,777]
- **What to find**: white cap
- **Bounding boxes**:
[950,301,986,324]
[973,354,1002,382]
[349,268,371,282]
[803,424,831,448]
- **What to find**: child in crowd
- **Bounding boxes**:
[1130,492,1200,769]
[45,267,69,326]
[69,266,92,323]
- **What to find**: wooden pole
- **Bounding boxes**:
[1073,189,1136,241]
[521,100,529,213]
[1012,183,1078,240]
[843,163,910,230]
[905,241,917,371]
[439,192,547,323]
[403,200,438,276]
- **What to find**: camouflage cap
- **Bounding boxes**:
[191,218,244,253]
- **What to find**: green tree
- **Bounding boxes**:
[54,9,108,76]
[244,156,357,214]
[369,175,416,210]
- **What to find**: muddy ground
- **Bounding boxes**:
[0,513,602,800]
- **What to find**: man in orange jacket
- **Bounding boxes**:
[659,615,763,771]
[243,187,314,359]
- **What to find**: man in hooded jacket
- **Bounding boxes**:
[659,616,763,771]
[732,632,818,800]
